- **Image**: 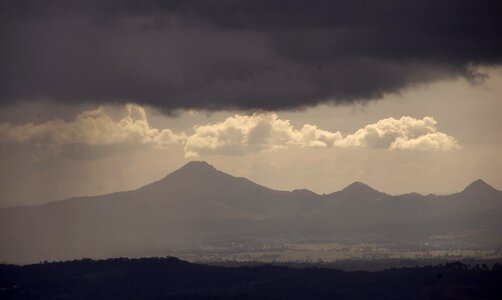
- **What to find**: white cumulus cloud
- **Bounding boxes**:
[184,115,460,157]
[335,116,460,150]
[0,104,186,148]
[184,113,342,157]
[0,106,459,157]
[389,132,460,151]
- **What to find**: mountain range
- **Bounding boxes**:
[1,161,501,264]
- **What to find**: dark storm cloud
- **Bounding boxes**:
[1,0,501,111]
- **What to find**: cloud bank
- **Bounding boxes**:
[0,0,501,111]
[337,116,460,151]
[0,105,459,156]
[184,114,342,157]
[185,114,460,157]
[0,104,185,148]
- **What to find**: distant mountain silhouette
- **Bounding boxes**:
[156,160,229,185]
[461,179,499,195]
[343,181,380,193]
[0,161,501,264]
[340,181,386,200]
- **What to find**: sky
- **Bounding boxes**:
[0,0,501,206]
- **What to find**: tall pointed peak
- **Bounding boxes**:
[462,179,498,194]
[170,160,219,176]
[343,181,371,191]
[181,160,216,170]
[146,160,230,189]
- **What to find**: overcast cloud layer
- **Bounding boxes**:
[1,0,501,111]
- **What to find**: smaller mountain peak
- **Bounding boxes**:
[291,189,319,197]
[331,181,384,200]
[343,181,375,192]
[341,181,383,196]
[462,179,497,194]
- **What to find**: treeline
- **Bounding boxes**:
[1,257,502,299]
[210,257,502,272]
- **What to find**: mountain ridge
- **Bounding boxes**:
[2,161,499,210]
[151,161,498,199]
[1,160,501,264]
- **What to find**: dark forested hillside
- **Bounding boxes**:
[1,257,502,300]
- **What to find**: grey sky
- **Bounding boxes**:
[1,0,501,111]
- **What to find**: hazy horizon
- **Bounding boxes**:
[1,0,502,270]
[1,1,502,207]
[1,69,502,206]
[1,159,500,209]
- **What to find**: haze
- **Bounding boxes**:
[0,0,502,265]
[1,70,501,206]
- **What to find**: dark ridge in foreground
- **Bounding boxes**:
[1,257,502,300]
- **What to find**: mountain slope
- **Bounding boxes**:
[0,161,501,264]
[462,179,499,195]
